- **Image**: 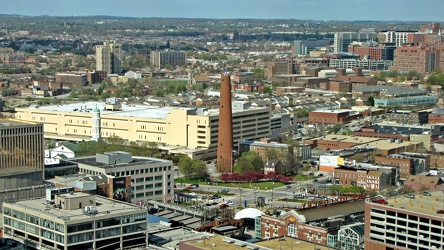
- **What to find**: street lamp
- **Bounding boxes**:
[271,181,275,207]
[239,186,243,209]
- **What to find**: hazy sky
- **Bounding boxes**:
[1,0,443,21]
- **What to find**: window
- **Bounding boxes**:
[287,223,297,236]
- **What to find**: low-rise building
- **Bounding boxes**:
[2,193,147,250]
[64,151,174,204]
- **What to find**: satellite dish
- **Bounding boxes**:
[203,111,209,116]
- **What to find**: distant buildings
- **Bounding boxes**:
[95,42,122,74]
[333,32,378,52]
[150,50,186,69]
[265,59,296,80]
[293,39,330,55]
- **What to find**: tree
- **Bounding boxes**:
[178,155,194,178]
[235,157,255,174]
[331,122,344,134]
[192,160,209,179]
[366,96,375,106]
[105,135,126,145]
[25,96,34,105]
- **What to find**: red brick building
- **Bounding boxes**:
[375,155,414,180]
[428,108,444,124]
[309,110,350,125]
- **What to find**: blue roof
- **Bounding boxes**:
[148,214,170,224]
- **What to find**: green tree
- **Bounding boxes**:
[366,96,375,106]
[25,96,34,106]
[178,155,194,178]
[331,122,344,134]
[192,160,209,179]
[235,157,255,174]
[105,135,126,145]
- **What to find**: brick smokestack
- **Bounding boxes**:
[217,74,233,173]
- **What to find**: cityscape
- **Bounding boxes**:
[1,5,444,250]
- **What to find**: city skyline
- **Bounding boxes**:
[2,0,444,22]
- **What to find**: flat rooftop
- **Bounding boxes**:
[6,194,144,222]
[364,124,432,136]
[26,101,187,120]
[366,139,422,151]
[368,190,444,217]
[0,167,42,176]
[0,118,38,126]
[66,155,169,168]
[311,109,349,114]
[22,101,269,120]
[317,134,381,144]
[182,235,333,250]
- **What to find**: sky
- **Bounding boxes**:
[1,0,443,21]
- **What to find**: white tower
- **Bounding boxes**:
[91,107,102,142]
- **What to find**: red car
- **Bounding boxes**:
[219,203,229,209]
[372,198,388,204]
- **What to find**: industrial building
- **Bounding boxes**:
[14,100,272,160]
[3,193,147,250]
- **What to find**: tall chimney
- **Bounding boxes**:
[217,74,234,173]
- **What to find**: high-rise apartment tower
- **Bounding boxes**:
[95,42,122,74]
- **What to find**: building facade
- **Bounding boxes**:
[0,119,44,171]
[15,101,271,160]
[95,42,122,74]
[334,32,378,52]
[66,151,174,203]
[3,193,147,250]
[364,191,444,250]
[150,50,186,69]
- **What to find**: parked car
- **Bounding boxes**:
[192,184,200,188]
[187,185,196,189]
[226,200,235,206]
[221,189,229,193]
[371,198,388,204]
[212,194,221,199]
[219,203,229,209]
[404,194,415,199]
[421,191,432,196]
[286,185,292,189]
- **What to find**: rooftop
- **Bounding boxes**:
[0,118,38,127]
[366,139,422,151]
[311,109,349,114]
[20,101,269,119]
[66,155,169,169]
[181,235,333,250]
[367,189,444,217]
[355,86,426,96]
[317,134,381,145]
[6,195,145,222]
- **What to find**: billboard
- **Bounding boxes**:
[319,155,343,167]
[112,177,130,203]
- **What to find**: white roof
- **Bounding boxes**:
[234,208,263,220]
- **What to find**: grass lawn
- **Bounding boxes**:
[216,181,286,190]
[293,175,316,182]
